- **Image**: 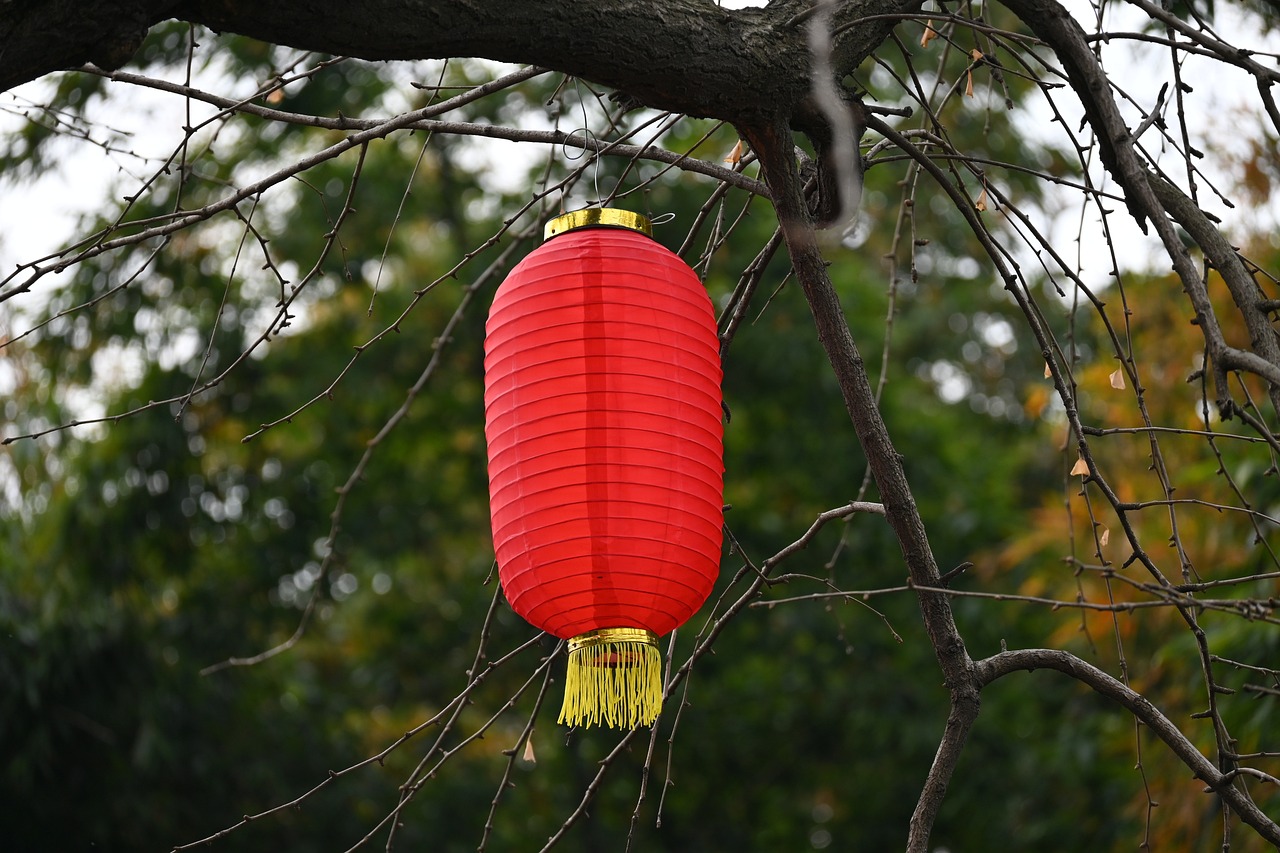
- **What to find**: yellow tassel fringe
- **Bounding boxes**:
[559,628,662,729]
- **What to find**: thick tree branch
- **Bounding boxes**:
[0,0,162,91]
[2,0,920,126]
[741,117,978,853]
[978,649,1280,845]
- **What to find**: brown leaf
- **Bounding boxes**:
[975,184,988,212]
[1099,527,1111,547]
[522,738,536,764]
[1070,456,1090,476]
[921,24,939,48]
[723,139,746,167]
[1109,368,1126,389]
[966,50,984,98]
[1044,362,1053,379]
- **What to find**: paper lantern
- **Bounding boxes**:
[483,208,724,729]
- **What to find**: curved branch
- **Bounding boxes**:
[978,649,1280,845]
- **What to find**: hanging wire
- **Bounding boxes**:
[554,76,679,226]
[567,78,604,205]
[558,126,603,206]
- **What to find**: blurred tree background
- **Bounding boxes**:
[3,4,1280,851]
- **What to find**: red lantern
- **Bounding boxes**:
[483,208,724,729]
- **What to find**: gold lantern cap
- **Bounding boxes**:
[544,208,652,241]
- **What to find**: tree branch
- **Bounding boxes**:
[978,649,1280,846]
[741,116,978,853]
[998,0,1280,416]
[3,0,919,125]
[1145,172,1280,412]
[85,64,770,194]
[0,0,159,91]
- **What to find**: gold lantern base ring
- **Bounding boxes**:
[559,628,663,729]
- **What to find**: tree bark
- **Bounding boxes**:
[0,0,163,88]
[2,0,920,124]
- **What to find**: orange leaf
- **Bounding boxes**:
[1070,456,1090,476]
[723,139,746,167]
[921,24,939,47]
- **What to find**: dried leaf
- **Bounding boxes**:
[1109,368,1126,389]
[1099,527,1111,547]
[966,50,984,98]
[921,24,939,47]
[522,738,536,764]
[1044,362,1053,379]
[723,139,746,167]
[975,184,988,212]
[1070,456,1090,476]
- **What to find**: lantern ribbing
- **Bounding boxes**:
[483,211,724,729]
